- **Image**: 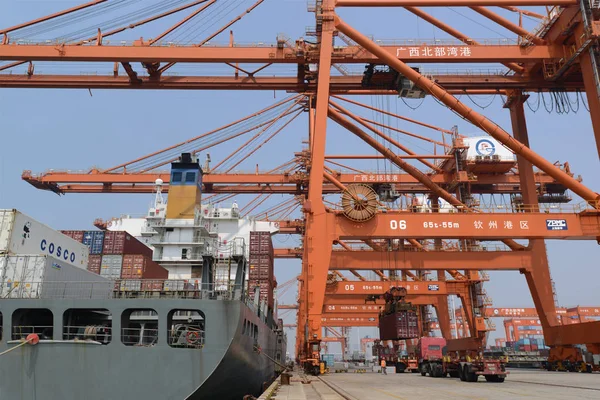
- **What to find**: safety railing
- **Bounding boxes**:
[332,201,599,215]
[113,281,247,301]
[12,325,53,341]
[121,327,159,347]
[471,201,598,214]
[371,38,520,46]
[1,281,113,299]
[168,327,205,349]
[2,281,248,301]
[63,325,111,344]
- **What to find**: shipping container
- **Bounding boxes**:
[61,230,85,243]
[120,279,142,291]
[88,255,102,274]
[121,254,168,279]
[102,231,151,257]
[248,252,274,281]
[0,255,112,299]
[249,231,274,255]
[322,354,335,367]
[0,209,89,269]
[378,310,419,340]
[100,255,123,279]
[83,231,105,255]
[141,280,165,291]
[164,280,186,291]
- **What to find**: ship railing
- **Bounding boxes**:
[2,280,248,301]
[1,281,114,299]
[112,280,246,301]
[12,325,53,341]
[121,327,159,347]
[63,325,112,344]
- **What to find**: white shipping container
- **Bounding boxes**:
[164,280,186,291]
[100,255,123,279]
[0,255,112,299]
[463,136,516,161]
[120,280,141,291]
[0,209,89,269]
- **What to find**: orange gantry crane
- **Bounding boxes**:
[2,0,600,375]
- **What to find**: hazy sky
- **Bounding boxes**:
[1,1,599,356]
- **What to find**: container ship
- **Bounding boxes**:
[0,153,287,400]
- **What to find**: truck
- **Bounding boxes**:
[417,337,450,378]
[396,355,419,373]
[417,337,508,383]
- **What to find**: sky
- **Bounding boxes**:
[1,1,599,357]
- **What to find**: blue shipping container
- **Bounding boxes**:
[322,354,335,367]
[83,231,105,255]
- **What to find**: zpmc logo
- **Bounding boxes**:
[475,139,496,156]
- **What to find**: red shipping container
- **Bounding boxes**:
[87,254,102,274]
[378,310,419,340]
[141,280,165,291]
[120,254,168,279]
[61,230,85,243]
[249,254,272,266]
[249,268,272,279]
[102,231,152,257]
[249,232,273,255]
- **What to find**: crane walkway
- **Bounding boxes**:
[259,368,600,400]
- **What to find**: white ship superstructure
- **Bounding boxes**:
[105,156,279,285]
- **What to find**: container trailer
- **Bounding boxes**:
[417,337,508,382]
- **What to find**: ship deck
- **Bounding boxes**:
[261,368,600,399]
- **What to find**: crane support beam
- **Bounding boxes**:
[26,182,567,195]
[324,280,469,295]
[323,295,446,313]
[321,316,378,327]
[0,43,559,63]
[22,171,562,185]
[22,171,568,195]
[329,250,534,270]
[0,74,586,91]
[333,211,600,240]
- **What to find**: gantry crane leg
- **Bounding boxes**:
[509,92,600,369]
[434,283,454,341]
[508,92,556,329]
[297,0,335,367]
[580,49,600,159]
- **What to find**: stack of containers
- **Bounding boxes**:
[61,230,104,273]
[248,232,275,308]
[60,230,167,286]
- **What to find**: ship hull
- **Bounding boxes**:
[0,298,281,400]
